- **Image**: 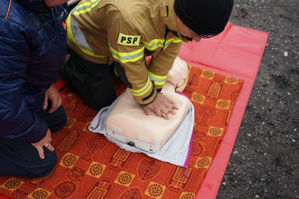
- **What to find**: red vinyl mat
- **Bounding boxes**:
[0,22,268,199]
[178,22,269,199]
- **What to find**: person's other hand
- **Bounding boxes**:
[31,129,54,159]
[45,0,68,7]
[43,84,62,114]
[142,92,178,119]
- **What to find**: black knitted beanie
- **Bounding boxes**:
[174,0,234,35]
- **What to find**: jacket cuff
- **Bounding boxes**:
[130,81,157,105]
[139,89,158,106]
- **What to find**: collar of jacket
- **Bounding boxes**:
[17,0,50,13]
[162,0,179,33]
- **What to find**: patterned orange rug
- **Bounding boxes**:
[0,66,243,199]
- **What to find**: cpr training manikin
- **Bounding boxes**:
[89,57,194,167]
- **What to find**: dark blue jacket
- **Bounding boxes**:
[0,0,67,143]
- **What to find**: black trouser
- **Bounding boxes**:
[61,49,119,110]
[0,101,66,177]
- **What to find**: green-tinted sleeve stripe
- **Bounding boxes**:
[164,37,182,49]
[109,44,144,63]
[129,77,152,96]
[173,37,182,43]
[74,0,102,15]
[143,37,182,51]
[147,71,167,86]
[143,39,165,51]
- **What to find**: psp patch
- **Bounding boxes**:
[117,33,141,46]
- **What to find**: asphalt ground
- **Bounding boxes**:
[216,1,299,199]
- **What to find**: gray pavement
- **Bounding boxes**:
[216,0,299,199]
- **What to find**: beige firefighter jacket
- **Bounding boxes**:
[67,0,182,105]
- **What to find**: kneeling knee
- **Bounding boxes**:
[30,150,58,178]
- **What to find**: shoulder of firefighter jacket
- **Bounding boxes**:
[66,0,181,105]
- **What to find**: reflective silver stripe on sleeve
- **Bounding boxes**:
[70,13,93,51]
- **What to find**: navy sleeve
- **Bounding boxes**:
[0,19,48,143]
